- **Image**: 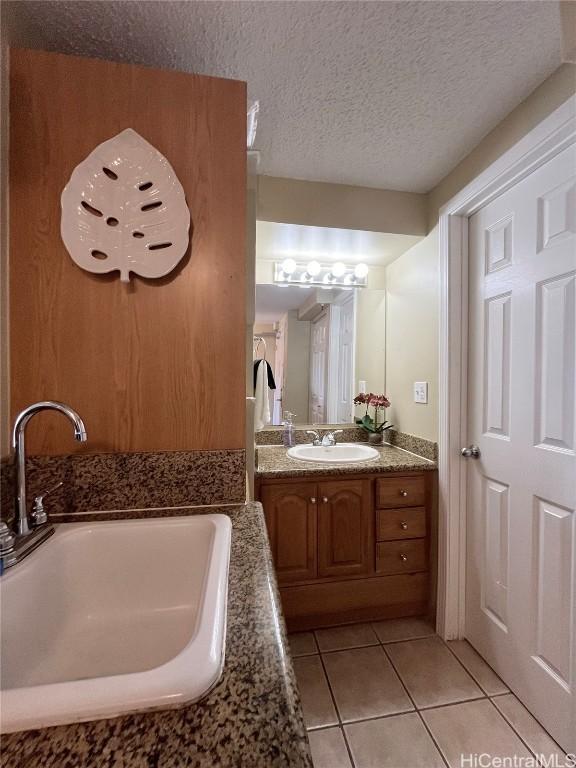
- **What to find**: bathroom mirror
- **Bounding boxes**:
[253,222,421,428]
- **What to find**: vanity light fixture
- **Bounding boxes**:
[273,260,369,288]
[344,262,370,286]
[281,258,297,274]
[277,258,297,282]
[331,261,346,278]
[301,260,322,282]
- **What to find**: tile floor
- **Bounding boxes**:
[290,618,567,768]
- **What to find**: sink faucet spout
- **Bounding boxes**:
[11,401,87,536]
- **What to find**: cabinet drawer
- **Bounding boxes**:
[376,507,426,541]
[376,539,427,575]
[376,475,425,508]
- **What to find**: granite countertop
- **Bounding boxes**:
[256,443,436,479]
[2,503,313,768]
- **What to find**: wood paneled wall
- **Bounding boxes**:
[9,49,246,455]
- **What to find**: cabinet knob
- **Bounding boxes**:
[400,489,408,497]
[400,521,408,530]
[400,553,408,562]
[322,497,328,503]
[310,497,316,504]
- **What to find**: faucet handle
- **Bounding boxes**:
[0,522,15,555]
[322,429,344,446]
[306,430,321,446]
[31,481,63,527]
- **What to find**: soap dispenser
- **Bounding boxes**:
[283,411,296,448]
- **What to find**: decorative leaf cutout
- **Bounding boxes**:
[61,129,190,282]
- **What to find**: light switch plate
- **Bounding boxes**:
[414,381,428,404]
[359,380,367,394]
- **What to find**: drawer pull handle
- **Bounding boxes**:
[400,489,408,497]
[400,553,408,562]
[322,497,329,503]
[400,521,408,530]
[310,497,316,504]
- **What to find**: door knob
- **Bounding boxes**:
[310,497,316,504]
[461,445,481,459]
[322,497,328,503]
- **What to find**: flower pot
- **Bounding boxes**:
[367,432,383,445]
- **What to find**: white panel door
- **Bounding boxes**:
[309,311,328,423]
[466,144,576,752]
[336,296,355,423]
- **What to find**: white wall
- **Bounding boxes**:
[385,234,439,441]
[258,176,427,235]
[281,310,311,422]
[355,287,386,403]
[384,63,576,444]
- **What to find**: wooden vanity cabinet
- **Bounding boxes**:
[257,470,435,631]
[260,482,318,584]
[317,479,373,578]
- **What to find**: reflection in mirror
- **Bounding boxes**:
[253,222,422,429]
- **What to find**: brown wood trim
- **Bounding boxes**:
[285,602,429,632]
[376,506,427,541]
[9,49,246,454]
[376,539,428,575]
[376,474,426,508]
[281,571,429,622]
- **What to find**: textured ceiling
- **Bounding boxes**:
[4,0,563,192]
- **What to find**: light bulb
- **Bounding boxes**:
[307,260,321,277]
[354,263,369,279]
[281,258,297,275]
[332,261,346,278]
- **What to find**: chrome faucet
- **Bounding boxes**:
[0,401,87,570]
[321,429,343,447]
[306,430,322,446]
[306,429,344,447]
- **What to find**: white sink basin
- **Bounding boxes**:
[0,514,231,733]
[287,443,379,463]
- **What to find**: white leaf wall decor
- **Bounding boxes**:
[61,128,191,283]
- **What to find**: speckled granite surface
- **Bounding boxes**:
[255,426,438,463]
[255,425,369,445]
[1,502,312,768]
[0,450,245,524]
[256,443,435,479]
[385,429,438,462]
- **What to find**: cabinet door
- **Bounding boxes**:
[261,483,318,584]
[317,479,374,578]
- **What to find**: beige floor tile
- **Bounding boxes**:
[447,639,509,695]
[345,712,445,768]
[492,693,566,761]
[422,699,532,767]
[323,645,413,723]
[307,727,352,768]
[315,623,378,652]
[293,655,338,729]
[372,617,436,644]
[289,631,318,657]
[385,636,483,708]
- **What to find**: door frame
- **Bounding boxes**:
[437,95,576,640]
[327,291,357,422]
